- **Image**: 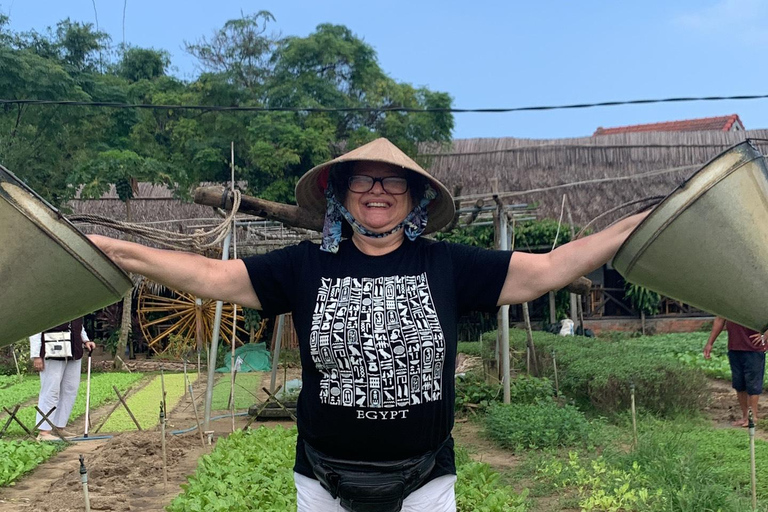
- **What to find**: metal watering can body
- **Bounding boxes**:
[614,140,768,332]
[0,165,132,346]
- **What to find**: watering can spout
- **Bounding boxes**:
[0,165,132,346]
[614,140,768,332]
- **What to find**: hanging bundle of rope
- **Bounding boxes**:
[67,190,242,252]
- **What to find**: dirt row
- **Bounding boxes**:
[0,367,301,512]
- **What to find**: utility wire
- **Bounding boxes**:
[2,93,768,114]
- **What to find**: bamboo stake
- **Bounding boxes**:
[551,350,559,398]
[160,402,167,492]
[92,386,132,434]
[229,141,238,434]
[112,386,142,431]
[750,408,757,510]
[160,367,168,422]
[630,382,638,448]
[522,303,538,376]
[183,357,188,399]
[187,381,206,448]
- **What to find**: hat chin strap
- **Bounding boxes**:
[320,182,434,253]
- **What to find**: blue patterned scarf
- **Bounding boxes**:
[320,181,437,253]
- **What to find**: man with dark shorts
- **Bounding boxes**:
[704,317,767,427]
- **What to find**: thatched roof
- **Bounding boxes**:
[421,129,768,229]
[68,130,768,248]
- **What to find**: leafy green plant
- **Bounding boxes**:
[455,447,528,511]
[168,426,298,512]
[455,372,502,415]
[0,440,62,486]
[485,401,595,452]
[623,284,660,316]
[505,329,711,416]
[99,373,195,432]
[3,372,144,436]
[211,373,263,411]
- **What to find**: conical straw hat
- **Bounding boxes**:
[295,138,455,234]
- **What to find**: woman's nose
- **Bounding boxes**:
[370,179,386,194]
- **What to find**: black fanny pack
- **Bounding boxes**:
[304,440,445,512]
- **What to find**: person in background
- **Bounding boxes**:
[89,137,648,512]
[30,317,95,441]
[704,317,767,427]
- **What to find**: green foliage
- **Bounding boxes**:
[3,372,144,436]
[456,373,554,417]
[0,440,61,486]
[457,341,483,357]
[0,376,43,411]
[505,329,710,416]
[537,452,664,511]
[0,12,453,210]
[100,373,195,432]
[170,426,527,512]
[485,401,595,452]
[435,225,495,248]
[455,447,528,511]
[536,419,768,511]
[455,372,501,415]
[168,426,298,512]
[513,218,577,251]
[624,283,661,316]
[211,373,262,411]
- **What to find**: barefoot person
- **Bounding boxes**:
[30,318,96,440]
[704,317,767,427]
[89,137,647,512]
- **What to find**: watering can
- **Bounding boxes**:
[0,165,132,346]
[614,140,768,332]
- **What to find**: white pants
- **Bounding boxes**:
[36,358,82,430]
[295,472,457,512]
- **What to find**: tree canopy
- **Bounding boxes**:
[0,12,454,207]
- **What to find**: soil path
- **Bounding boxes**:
[0,367,301,512]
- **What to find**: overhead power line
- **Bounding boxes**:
[2,93,768,114]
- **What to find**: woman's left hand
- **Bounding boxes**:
[84,341,96,352]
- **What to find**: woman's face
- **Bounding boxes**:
[343,162,414,234]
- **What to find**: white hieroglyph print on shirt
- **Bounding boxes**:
[309,273,445,409]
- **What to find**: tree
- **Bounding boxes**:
[185,10,278,91]
[70,150,185,365]
[118,47,170,82]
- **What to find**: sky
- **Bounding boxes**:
[4,0,768,140]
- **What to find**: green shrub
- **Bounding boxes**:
[504,329,710,416]
[457,341,483,357]
[455,372,502,415]
[485,402,594,452]
[508,375,554,404]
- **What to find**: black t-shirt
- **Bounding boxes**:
[243,237,512,480]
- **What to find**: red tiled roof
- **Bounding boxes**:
[593,114,744,136]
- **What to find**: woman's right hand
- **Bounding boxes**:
[33,357,44,371]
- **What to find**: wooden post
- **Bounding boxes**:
[93,387,133,434]
[548,291,556,326]
[112,386,142,431]
[270,315,285,394]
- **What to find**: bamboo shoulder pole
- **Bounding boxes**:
[194,186,323,232]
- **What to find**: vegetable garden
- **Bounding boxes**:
[1,329,768,511]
